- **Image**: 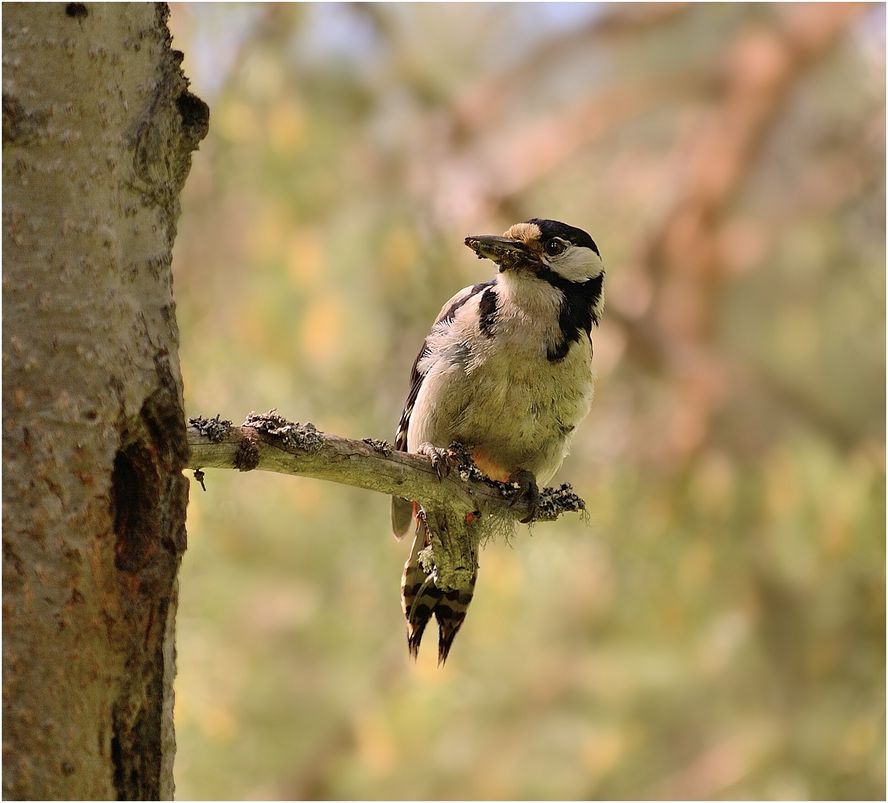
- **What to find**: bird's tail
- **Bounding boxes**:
[401,516,477,665]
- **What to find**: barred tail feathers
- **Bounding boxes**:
[434,575,477,665]
[401,524,439,658]
[400,515,477,664]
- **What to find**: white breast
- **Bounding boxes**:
[407,284,595,484]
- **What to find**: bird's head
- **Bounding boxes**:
[464,218,603,284]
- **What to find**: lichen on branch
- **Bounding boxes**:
[186,410,586,526]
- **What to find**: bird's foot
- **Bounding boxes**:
[508,469,540,524]
[417,442,470,481]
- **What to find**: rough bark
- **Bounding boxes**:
[2,3,207,800]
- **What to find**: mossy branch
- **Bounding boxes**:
[186,411,585,525]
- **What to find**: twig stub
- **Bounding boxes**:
[233,436,260,472]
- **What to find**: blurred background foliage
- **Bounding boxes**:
[168,3,885,799]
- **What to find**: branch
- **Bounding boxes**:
[186,411,585,525]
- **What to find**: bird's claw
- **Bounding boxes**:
[509,469,540,523]
[418,442,464,481]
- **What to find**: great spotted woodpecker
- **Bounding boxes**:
[391,219,605,663]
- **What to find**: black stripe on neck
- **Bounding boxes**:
[440,279,494,324]
[478,286,498,337]
[533,268,604,362]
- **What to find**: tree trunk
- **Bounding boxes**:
[2,3,207,799]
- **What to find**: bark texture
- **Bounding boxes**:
[2,3,207,799]
[187,414,586,524]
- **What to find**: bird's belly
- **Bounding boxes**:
[409,339,594,483]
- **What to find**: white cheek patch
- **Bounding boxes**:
[551,247,603,282]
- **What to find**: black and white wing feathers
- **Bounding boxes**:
[390,279,494,537]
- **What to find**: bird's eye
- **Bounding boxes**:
[545,239,566,256]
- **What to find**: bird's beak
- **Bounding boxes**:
[464,235,538,272]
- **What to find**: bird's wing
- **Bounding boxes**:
[390,279,494,538]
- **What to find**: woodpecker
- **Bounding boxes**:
[391,219,604,663]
